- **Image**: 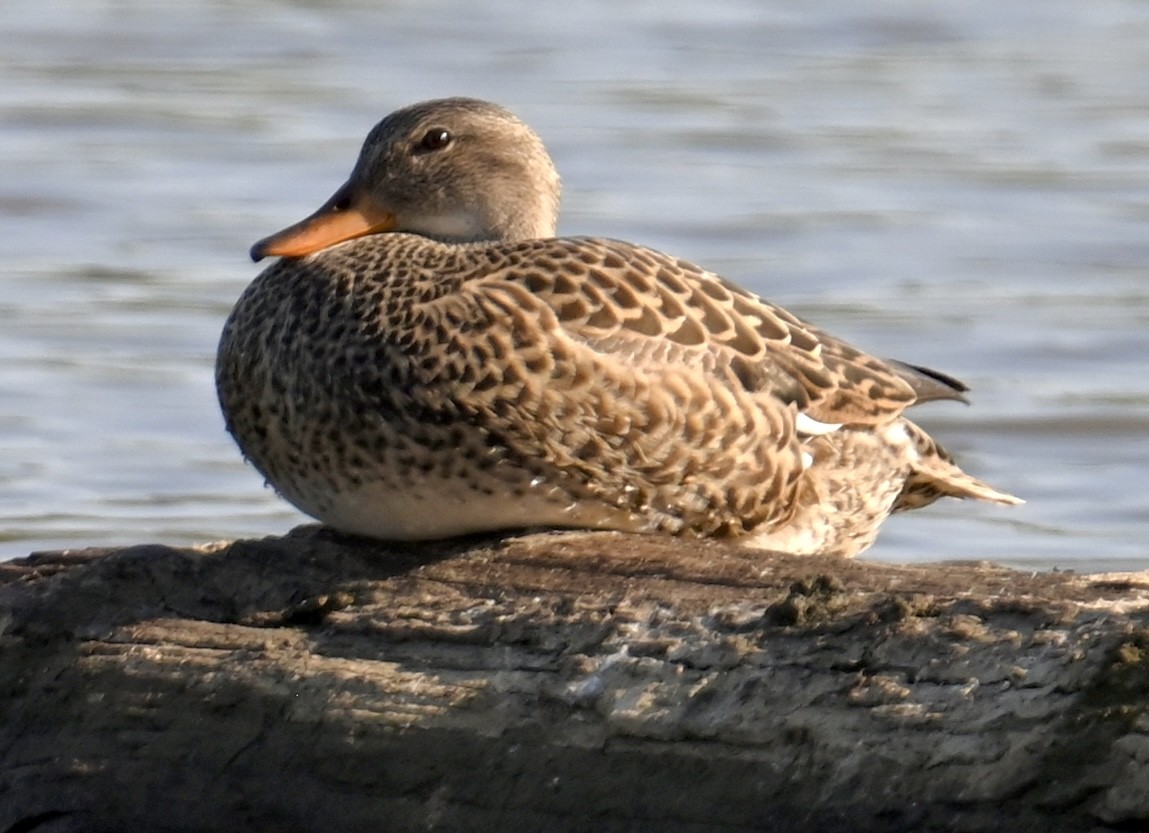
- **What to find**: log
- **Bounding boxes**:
[1,526,1148,833]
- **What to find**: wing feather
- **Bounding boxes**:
[471,237,923,426]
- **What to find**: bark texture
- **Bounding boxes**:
[2,526,1149,833]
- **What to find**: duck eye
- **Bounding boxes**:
[418,128,452,152]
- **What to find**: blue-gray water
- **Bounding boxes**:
[2,0,1146,570]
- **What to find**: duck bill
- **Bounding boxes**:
[249,180,397,262]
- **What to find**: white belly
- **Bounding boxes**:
[292,476,645,541]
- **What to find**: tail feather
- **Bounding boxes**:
[894,420,1023,513]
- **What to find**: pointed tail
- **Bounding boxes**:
[894,420,1023,513]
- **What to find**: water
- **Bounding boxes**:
[2,0,1146,570]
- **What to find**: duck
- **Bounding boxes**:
[216,97,1021,557]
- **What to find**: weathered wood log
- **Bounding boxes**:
[2,526,1148,833]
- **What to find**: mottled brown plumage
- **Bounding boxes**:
[217,97,1020,556]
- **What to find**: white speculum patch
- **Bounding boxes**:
[795,412,842,437]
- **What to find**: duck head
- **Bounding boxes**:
[250,97,561,261]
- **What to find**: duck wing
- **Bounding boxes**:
[464,237,932,429]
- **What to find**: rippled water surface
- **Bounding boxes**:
[2,0,1147,569]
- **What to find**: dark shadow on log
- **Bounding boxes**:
[2,526,1148,832]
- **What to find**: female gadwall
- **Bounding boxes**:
[217,97,1020,557]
